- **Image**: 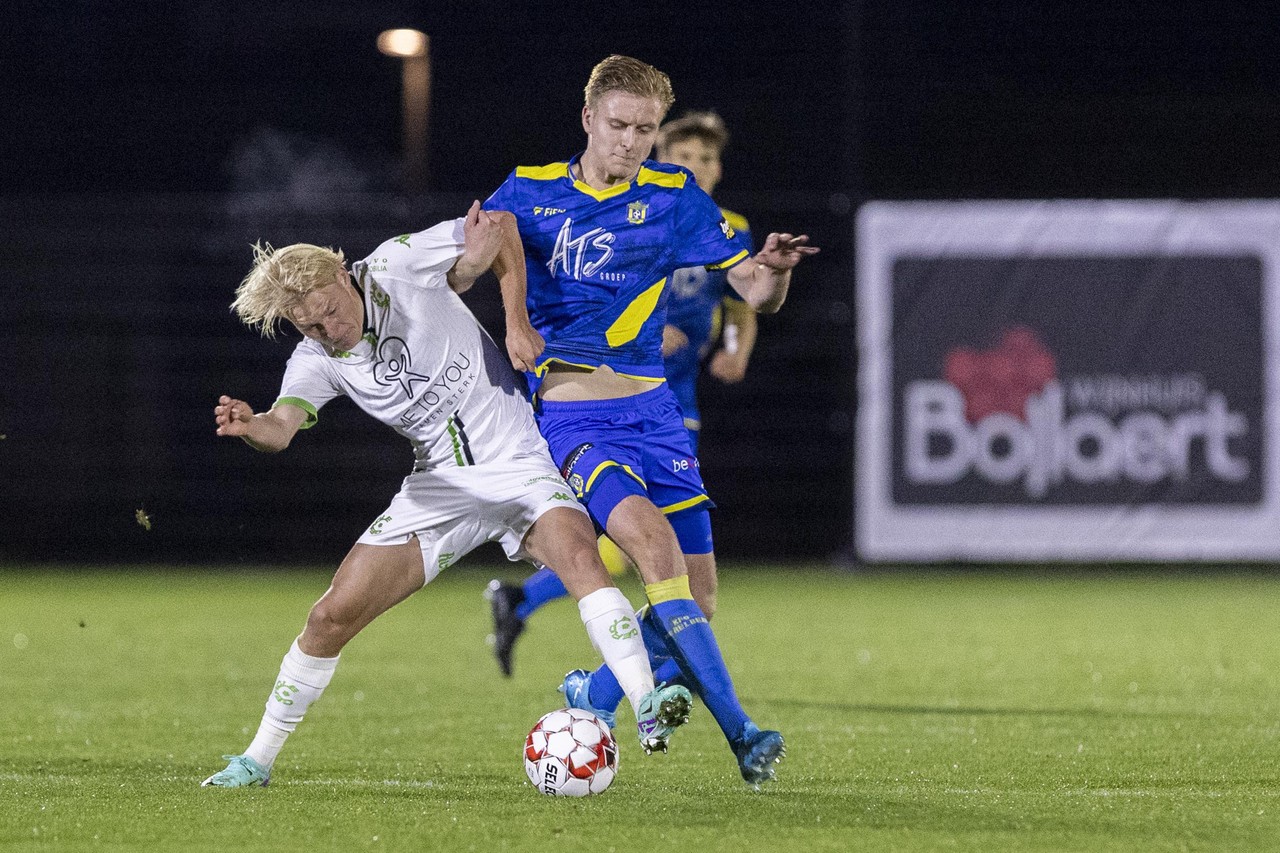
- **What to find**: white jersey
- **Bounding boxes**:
[275,218,550,471]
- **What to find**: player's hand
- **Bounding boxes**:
[214,395,255,437]
[506,322,545,373]
[709,349,747,384]
[754,233,820,272]
[460,199,506,273]
[661,324,689,357]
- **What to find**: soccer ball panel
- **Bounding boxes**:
[541,709,574,731]
[570,718,604,746]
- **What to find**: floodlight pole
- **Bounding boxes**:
[378,29,431,192]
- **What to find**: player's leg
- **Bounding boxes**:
[486,530,637,676]
[520,505,691,752]
[637,387,785,784]
[203,537,425,787]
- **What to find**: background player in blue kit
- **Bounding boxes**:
[487,111,760,666]
[483,55,817,785]
[657,110,758,454]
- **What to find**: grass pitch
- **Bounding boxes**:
[2,564,1279,851]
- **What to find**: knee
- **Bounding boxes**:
[303,596,359,652]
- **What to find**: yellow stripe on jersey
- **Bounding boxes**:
[637,166,687,189]
[571,179,632,201]
[533,356,667,383]
[707,248,750,271]
[515,162,570,181]
[606,278,666,346]
[720,207,750,233]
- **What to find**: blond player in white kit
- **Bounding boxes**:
[202,202,691,788]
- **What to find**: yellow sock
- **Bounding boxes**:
[644,575,692,605]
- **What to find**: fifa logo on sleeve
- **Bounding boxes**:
[719,217,736,239]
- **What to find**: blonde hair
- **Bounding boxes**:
[231,242,347,338]
[657,110,729,158]
[584,55,675,114]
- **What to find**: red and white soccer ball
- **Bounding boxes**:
[523,707,618,796]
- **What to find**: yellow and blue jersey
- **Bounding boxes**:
[664,208,752,431]
[484,155,751,392]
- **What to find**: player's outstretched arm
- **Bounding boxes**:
[214,395,308,453]
[726,233,820,314]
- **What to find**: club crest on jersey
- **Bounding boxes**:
[719,217,736,239]
[627,201,649,225]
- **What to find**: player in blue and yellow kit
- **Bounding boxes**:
[484,55,817,785]
[487,112,759,666]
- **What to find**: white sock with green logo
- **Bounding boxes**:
[244,639,340,769]
[578,587,653,716]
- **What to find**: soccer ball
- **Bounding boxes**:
[523,707,618,796]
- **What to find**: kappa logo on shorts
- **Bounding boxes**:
[369,514,392,535]
[550,491,574,502]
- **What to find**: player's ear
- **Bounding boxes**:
[581,104,592,134]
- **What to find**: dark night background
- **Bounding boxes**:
[4,1,1280,565]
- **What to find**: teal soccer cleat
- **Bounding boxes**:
[558,669,617,729]
[636,683,693,754]
[733,723,786,786]
[201,754,270,788]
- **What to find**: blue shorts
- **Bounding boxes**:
[536,384,714,542]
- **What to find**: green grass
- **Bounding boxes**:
[2,565,1280,851]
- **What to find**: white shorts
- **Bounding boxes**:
[356,452,588,583]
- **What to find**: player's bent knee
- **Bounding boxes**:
[303,597,363,652]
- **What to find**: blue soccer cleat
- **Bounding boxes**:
[558,668,617,729]
[636,682,693,754]
[201,754,270,788]
[733,723,786,786]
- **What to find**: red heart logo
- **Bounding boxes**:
[943,326,1056,424]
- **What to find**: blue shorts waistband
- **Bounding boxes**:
[537,383,670,415]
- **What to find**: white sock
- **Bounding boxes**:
[578,587,654,716]
[244,639,339,769]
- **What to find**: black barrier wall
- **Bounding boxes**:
[0,193,852,565]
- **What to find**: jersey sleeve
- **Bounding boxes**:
[722,211,753,302]
[673,183,751,271]
[274,343,342,429]
[483,172,519,214]
[380,218,466,289]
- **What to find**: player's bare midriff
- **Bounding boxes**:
[539,363,656,402]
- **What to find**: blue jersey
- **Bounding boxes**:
[664,208,752,431]
[485,155,751,392]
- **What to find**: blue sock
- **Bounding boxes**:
[586,662,624,712]
[639,605,687,689]
[653,657,685,689]
[645,585,751,744]
[517,566,568,621]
